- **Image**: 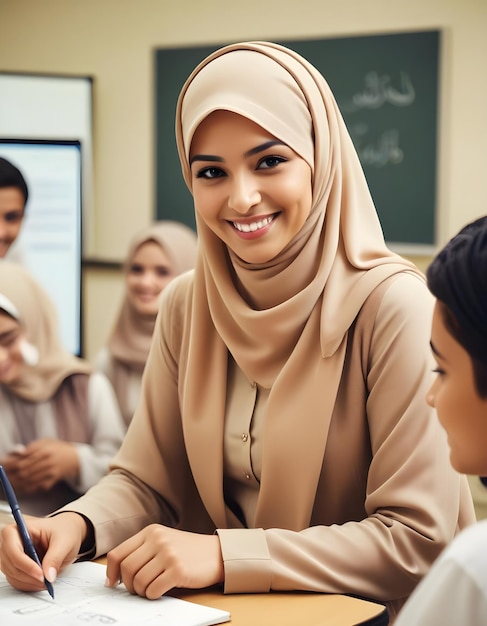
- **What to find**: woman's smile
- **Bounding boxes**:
[229,214,278,238]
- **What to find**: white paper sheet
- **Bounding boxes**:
[0,561,230,625]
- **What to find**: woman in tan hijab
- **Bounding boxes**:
[96,221,198,427]
[0,262,125,516]
[0,42,474,619]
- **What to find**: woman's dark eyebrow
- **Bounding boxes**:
[430,340,443,358]
[244,140,286,158]
[190,154,224,165]
[190,140,286,166]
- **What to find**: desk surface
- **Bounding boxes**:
[95,556,387,626]
[173,587,388,626]
[0,515,388,626]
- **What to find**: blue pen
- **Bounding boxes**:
[0,465,54,599]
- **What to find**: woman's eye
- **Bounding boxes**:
[5,210,24,224]
[196,167,225,179]
[257,155,287,170]
[432,367,446,377]
[0,331,21,349]
[155,266,172,278]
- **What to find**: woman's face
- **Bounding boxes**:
[427,301,487,475]
[126,240,175,316]
[189,110,313,264]
[0,310,25,384]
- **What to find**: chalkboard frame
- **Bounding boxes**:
[155,30,440,250]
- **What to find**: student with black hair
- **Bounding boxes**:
[0,157,28,258]
[396,215,487,625]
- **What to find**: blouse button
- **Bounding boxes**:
[241,433,248,442]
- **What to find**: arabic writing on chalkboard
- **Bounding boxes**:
[342,71,416,169]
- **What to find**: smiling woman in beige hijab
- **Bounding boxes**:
[96,221,198,427]
[0,42,474,620]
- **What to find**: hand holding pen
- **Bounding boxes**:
[0,464,55,598]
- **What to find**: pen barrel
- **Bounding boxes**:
[11,507,42,566]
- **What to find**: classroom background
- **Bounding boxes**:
[0,0,485,362]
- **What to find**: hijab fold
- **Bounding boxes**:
[0,262,91,402]
[0,262,92,444]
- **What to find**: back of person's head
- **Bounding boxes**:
[0,157,29,206]
[426,216,487,397]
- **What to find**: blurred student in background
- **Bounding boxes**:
[396,216,487,625]
[0,157,28,259]
[96,221,198,427]
[0,262,125,516]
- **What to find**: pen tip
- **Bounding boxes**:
[46,581,55,599]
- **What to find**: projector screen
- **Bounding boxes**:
[0,139,83,356]
[0,72,93,356]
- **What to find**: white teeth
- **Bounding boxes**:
[233,216,273,233]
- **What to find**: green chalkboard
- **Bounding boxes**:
[155,30,439,246]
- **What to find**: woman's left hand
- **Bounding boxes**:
[105,524,225,599]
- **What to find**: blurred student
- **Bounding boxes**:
[96,221,198,427]
[0,262,125,516]
[0,157,28,259]
[396,216,487,625]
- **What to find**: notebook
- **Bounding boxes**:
[0,560,230,625]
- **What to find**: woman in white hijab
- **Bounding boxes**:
[0,262,125,516]
[96,221,197,427]
[0,42,474,619]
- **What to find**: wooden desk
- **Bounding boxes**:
[172,587,388,626]
[95,557,388,626]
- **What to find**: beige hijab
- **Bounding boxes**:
[0,261,91,402]
[174,42,425,530]
[108,221,198,370]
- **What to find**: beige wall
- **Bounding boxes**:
[1,0,486,360]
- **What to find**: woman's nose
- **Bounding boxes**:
[0,218,8,240]
[227,173,261,214]
[426,378,438,408]
[139,271,156,288]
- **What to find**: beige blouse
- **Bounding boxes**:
[62,271,475,619]
[223,361,262,527]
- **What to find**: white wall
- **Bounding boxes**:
[1,0,486,359]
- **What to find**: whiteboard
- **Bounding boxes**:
[0,139,83,356]
[0,72,93,256]
[0,73,93,356]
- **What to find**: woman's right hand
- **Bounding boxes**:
[0,512,88,592]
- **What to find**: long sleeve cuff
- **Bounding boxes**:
[217,528,272,593]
